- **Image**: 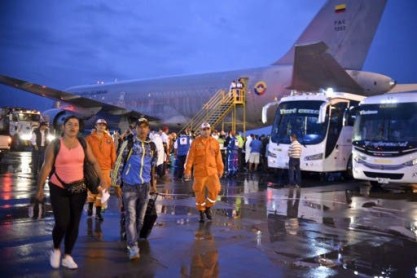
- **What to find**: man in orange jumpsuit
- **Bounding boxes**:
[86,119,116,221]
[184,122,224,223]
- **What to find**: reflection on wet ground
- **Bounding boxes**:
[0,152,416,277]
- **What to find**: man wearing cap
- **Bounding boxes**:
[184,122,224,223]
[31,121,50,174]
[86,119,116,221]
[112,117,158,260]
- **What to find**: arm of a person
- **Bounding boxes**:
[184,142,195,177]
[110,140,117,169]
[35,143,55,200]
[150,144,158,193]
[85,141,107,189]
[150,165,157,193]
[215,144,224,178]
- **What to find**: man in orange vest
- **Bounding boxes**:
[184,122,224,223]
[86,119,116,221]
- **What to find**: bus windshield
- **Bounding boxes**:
[271,100,327,145]
[353,102,417,143]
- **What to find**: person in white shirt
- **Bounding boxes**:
[288,134,302,187]
[150,130,165,178]
[244,134,253,167]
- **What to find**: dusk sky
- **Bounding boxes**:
[0,0,416,111]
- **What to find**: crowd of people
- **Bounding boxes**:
[33,117,283,269]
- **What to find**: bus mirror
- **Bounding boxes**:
[317,103,328,123]
[262,101,279,124]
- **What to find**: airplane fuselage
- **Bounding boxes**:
[68,65,293,130]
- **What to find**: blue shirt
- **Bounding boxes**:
[250,139,262,153]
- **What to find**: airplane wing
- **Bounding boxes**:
[0,75,151,119]
[388,84,417,93]
[287,42,364,94]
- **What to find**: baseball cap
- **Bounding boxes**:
[96,119,107,125]
[200,122,211,129]
[137,117,149,127]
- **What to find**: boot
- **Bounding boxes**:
[199,211,205,223]
[95,206,103,221]
[87,202,93,217]
[205,207,212,221]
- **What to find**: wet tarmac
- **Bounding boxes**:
[0,151,416,277]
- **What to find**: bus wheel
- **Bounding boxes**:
[11,135,20,151]
[369,181,381,187]
[343,156,353,180]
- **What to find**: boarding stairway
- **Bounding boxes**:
[180,77,247,135]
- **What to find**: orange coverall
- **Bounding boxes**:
[86,132,116,205]
[184,136,224,211]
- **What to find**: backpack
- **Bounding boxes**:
[120,137,156,185]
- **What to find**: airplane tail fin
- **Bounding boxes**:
[274,0,387,70]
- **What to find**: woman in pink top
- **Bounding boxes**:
[36,116,107,270]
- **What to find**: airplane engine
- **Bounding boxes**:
[347,70,396,95]
[42,108,80,133]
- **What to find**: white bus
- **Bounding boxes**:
[352,92,417,185]
[266,91,365,176]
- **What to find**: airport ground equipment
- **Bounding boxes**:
[180,77,247,135]
[0,107,41,150]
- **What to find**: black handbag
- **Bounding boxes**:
[84,161,100,194]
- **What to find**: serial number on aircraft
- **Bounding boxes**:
[334,19,346,31]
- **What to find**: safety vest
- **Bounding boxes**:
[177,135,191,156]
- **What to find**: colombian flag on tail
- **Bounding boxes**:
[335,4,346,13]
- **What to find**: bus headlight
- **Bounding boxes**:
[268,150,277,158]
[403,158,417,167]
[353,154,367,163]
[304,153,323,161]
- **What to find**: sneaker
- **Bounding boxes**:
[62,255,78,269]
[49,249,61,269]
[127,246,140,260]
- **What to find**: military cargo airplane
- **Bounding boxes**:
[0,0,394,132]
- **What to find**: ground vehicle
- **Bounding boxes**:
[0,107,41,150]
[265,91,364,175]
[352,92,417,185]
[0,135,12,153]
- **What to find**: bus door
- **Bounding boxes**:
[326,101,348,170]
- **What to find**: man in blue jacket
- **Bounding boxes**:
[113,118,158,260]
